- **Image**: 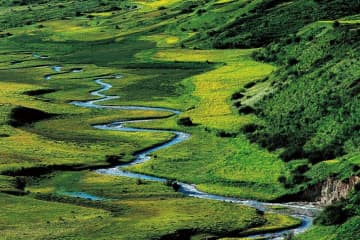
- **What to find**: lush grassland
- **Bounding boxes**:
[0,65,174,175]
[0,0,291,201]
[0,0,302,239]
[16,171,299,240]
[109,47,289,200]
[0,0,359,239]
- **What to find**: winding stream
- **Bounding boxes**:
[6,52,316,238]
[67,75,320,239]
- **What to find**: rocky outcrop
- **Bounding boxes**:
[277,176,360,206]
[317,176,360,205]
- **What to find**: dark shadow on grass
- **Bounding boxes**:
[8,106,58,127]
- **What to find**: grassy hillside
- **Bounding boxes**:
[161,0,360,48]
[256,17,359,240]
[248,19,360,163]
[214,2,360,239]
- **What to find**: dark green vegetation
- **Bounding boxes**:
[164,0,360,48]
[0,0,359,239]
[251,21,360,165]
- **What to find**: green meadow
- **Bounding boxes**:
[0,0,359,239]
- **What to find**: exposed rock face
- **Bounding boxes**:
[277,176,360,206]
[317,176,360,205]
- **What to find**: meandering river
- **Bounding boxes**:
[7,54,317,238]
[68,75,320,239]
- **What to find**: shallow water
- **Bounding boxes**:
[62,191,104,201]
[51,66,62,72]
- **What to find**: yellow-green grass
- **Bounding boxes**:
[97,67,202,110]
[117,48,286,200]
[23,171,300,239]
[135,0,183,11]
[0,5,286,203]
[138,34,181,48]
[0,2,294,237]
[1,1,359,240]
[0,67,174,174]
[215,0,237,4]
[27,171,178,200]
[152,48,275,130]
[105,47,274,128]
[128,129,288,200]
[0,193,112,240]
[0,175,20,194]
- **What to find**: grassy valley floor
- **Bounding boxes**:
[0,0,358,239]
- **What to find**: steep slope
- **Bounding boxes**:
[169,0,360,48]
[250,20,360,164]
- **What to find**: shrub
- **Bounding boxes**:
[177,117,195,126]
[15,177,26,190]
[294,36,301,42]
[216,131,237,138]
[196,9,206,15]
[238,106,256,114]
[287,57,299,66]
[233,101,242,108]
[242,123,260,133]
[231,91,245,100]
[280,146,304,161]
[306,144,344,164]
[136,179,144,185]
[158,6,166,10]
[244,81,256,89]
[278,175,287,185]
[315,201,349,225]
[164,180,180,191]
[105,154,123,164]
[109,6,121,11]
[292,164,310,174]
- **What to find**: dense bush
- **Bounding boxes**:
[164,180,180,191]
[177,117,195,126]
[210,0,360,48]
[247,20,360,163]
[315,201,349,225]
[231,91,245,100]
[238,106,256,115]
